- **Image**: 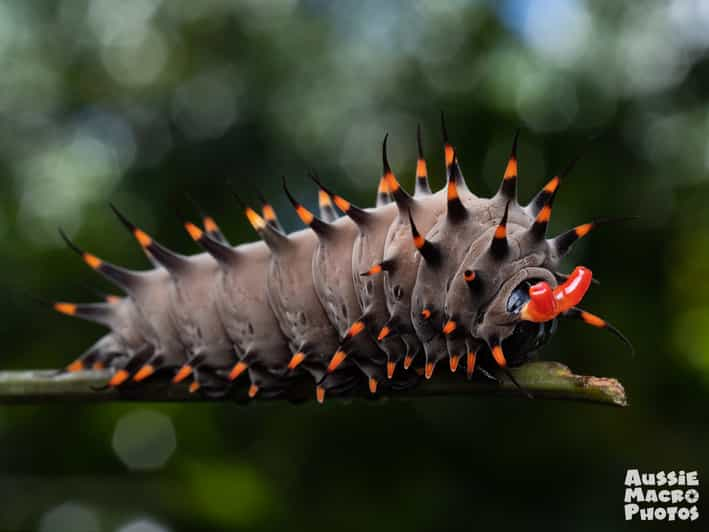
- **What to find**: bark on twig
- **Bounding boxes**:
[0,361,627,407]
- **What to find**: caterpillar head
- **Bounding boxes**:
[464,266,562,367]
[443,166,627,369]
[442,206,561,364]
[474,265,595,368]
[443,132,619,371]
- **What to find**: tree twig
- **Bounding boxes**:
[0,361,627,407]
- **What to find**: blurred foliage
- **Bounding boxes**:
[0,0,708,530]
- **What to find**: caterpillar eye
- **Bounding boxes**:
[503,279,558,365]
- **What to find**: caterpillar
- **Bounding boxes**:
[50,115,632,403]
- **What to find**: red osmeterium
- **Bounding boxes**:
[520,266,593,323]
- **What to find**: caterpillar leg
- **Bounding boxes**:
[62,335,124,374]
[189,366,230,399]
[402,336,422,371]
[224,347,257,382]
[132,353,170,382]
[445,329,468,374]
[101,344,154,389]
[376,315,422,378]
[351,358,386,396]
[309,360,360,404]
[485,340,533,399]
[396,334,423,372]
[325,318,372,373]
[464,337,480,380]
[172,353,207,384]
[316,371,361,404]
[325,314,390,377]
[287,342,361,404]
[227,359,249,381]
[246,365,292,400]
[422,335,449,380]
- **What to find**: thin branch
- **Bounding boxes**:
[0,361,627,407]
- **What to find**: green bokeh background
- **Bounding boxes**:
[0,1,707,531]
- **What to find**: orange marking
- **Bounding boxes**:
[403,354,414,369]
[384,172,399,192]
[133,228,152,248]
[333,195,351,212]
[133,364,155,382]
[449,354,461,373]
[287,352,306,371]
[54,302,77,316]
[93,361,105,370]
[377,326,391,341]
[536,205,552,223]
[442,320,457,335]
[327,350,347,372]
[248,384,259,398]
[245,207,266,230]
[447,179,459,202]
[262,204,276,222]
[413,235,425,250]
[466,351,476,378]
[316,385,325,404]
[368,377,378,394]
[189,381,201,394]
[544,176,560,193]
[445,144,454,166]
[109,369,130,387]
[491,345,507,367]
[421,308,431,320]
[318,189,332,207]
[229,361,249,380]
[105,295,122,304]
[83,253,102,270]
[464,270,476,282]
[365,263,383,276]
[387,360,396,379]
[347,321,365,339]
[575,223,593,238]
[66,359,84,373]
[416,159,427,177]
[172,364,193,383]
[203,216,219,233]
[424,361,435,380]
[377,177,389,195]
[184,222,203,241]
[504,158,518,180]
[494,224,507,239]
[295,205,314,226]
[581,311,606,328]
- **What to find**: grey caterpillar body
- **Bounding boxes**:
[54,116,632,402]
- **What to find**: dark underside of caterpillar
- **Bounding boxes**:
[51,114,632,403]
